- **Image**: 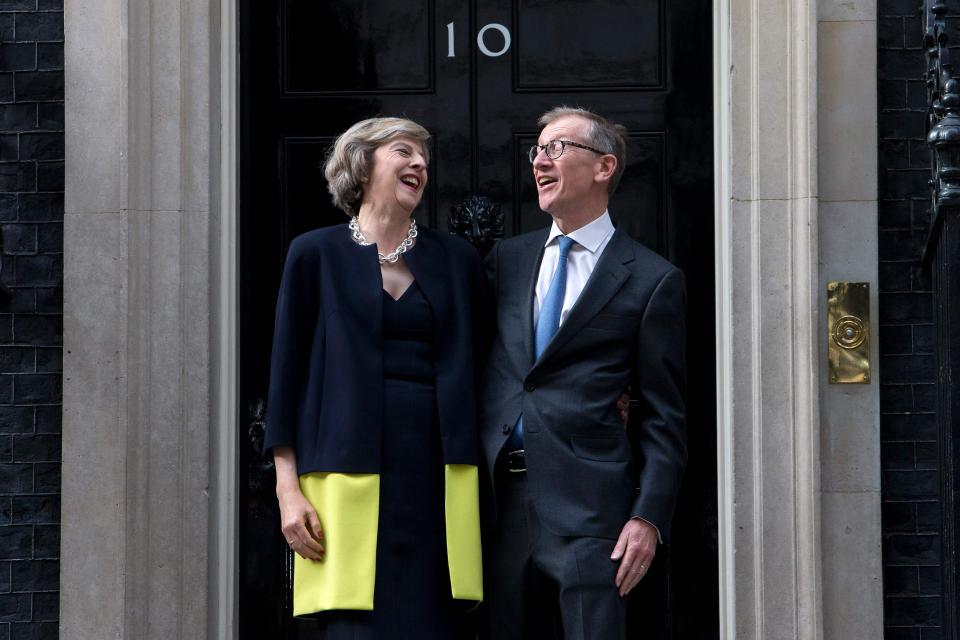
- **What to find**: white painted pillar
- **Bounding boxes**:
[714,0,824,636]
[60,0,234,637]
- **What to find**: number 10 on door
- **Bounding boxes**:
[447,22,512,58]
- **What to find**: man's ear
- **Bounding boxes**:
[595,154,617,186]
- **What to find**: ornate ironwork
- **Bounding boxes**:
[248,397,266,455]
[924,2,960,634]
[447,195,504,255]
[928,78,960,210]
[925,1,959,255]
[247,397,274,493]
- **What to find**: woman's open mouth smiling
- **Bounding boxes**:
[400,174,421,191]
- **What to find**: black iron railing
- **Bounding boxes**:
[924,1,960,635]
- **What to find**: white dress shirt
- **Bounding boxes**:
[534,210,616,328]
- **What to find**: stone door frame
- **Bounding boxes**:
[60,0,882,637]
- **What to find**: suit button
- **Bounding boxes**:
[501,424,510,434]
[524,383,535,392]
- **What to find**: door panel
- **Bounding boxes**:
[513,0,662,90]
[283,0,435,94]
[239,1,716,637]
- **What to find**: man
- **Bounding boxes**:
[480,107,687,640]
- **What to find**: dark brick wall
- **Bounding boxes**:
[879,1,950,637]
[0,1,62,639]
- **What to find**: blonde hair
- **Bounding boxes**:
[324,117,431,216]
[538,107,627,194]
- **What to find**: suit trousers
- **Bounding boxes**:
[485,463,627,640]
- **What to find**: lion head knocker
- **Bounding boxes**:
[448,195,504,255]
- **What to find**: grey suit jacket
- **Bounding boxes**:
[480,226,687,542]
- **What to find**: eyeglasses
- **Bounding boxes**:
[528,139,607,164]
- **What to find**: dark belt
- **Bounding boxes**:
[503,449,526,473]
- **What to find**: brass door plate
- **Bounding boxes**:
[827,282,870,384]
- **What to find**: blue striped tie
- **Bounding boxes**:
[506,235,575,450]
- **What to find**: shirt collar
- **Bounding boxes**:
[545,210,614,254]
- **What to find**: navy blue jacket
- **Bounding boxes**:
[479,228,687,542]
[264,223,485,473]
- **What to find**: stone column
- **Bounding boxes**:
[60,0,227,637]
[715,0,824,636]
[816,0,884,636]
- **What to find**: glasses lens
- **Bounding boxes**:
[546,140,564,159]
[528,145,539,164]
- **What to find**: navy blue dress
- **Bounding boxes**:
[316,282,469,640]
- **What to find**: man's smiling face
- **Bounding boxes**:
[532,115,605,218]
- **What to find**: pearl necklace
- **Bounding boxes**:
[349,217,418,264]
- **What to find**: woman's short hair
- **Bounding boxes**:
[537,107,627,194]
[324,117,431,216]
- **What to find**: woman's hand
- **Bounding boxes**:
[274,446,325,561]
[618,387,631,427]
[277,486,325,561]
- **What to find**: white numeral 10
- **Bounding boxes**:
[447,21,512,58]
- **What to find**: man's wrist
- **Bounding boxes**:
[630,516,663,544]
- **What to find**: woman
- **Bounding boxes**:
[263,117,484,639]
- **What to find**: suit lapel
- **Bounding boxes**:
[531,228,634,370]
[518,230,548,369]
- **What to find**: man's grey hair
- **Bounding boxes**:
[538,106,627,194]
[324,117,431,216]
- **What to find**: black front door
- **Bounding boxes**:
[239,1,716,637]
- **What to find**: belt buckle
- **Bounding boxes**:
[506,449,526,473]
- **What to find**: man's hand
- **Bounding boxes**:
[610,518,657,597]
